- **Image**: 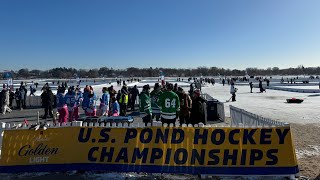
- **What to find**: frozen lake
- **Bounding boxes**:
[202,83,320,124]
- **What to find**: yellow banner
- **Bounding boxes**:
[0,127,298,175]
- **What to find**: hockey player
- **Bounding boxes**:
[230,80,237,101]
[259,80,266,93]
[99,87,110,116]
[150,83,162,121]
[110,96,120,116]
[56,87,68,124]
[74,87,83,121]
[82,86,90,114]
[157,83,180,125]
[249,82,253,93]
[139,84,152,126]
[85,88,97,116]
[65,86,76,122]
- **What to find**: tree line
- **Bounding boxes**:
[1,66,320,79]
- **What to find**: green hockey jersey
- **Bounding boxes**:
[157,91,180,119]
[139,91,152,117]
[150,89,163,114]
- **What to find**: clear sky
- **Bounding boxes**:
[0,0,319,71]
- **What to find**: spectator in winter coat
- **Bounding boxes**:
[178,87,192,125]
[110,96,120,116]
[190,89,206,125]
[41,87,54,119]
[119,86,129,116]
[116,90,121,102]
[15,89,21,109]
[19,87,26,109]
[19,83,27,108]
[189,83,195,97]
[129,85,139,111]
[99,87,110,116]
[173,83,178,93]
[2,88,12,114]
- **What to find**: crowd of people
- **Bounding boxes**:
[38,83,141,124]
[139,82,207,126]
[0,82,29,114]
[36,81,208,126]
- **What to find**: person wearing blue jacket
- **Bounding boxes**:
[99,87,110,116]
[82,87,90,112]
[85,87,97,116]
[65,86,76,122]
[110,96,120,116]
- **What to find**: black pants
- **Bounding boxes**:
[9,99,13,107]
[22,96,26,108]
[232,93,236,101]
[179,115,190,125]
[142,114,152,126]
[44,104,53,118]
[20,99,25,109]
[16,100,20,109]
[161,117,176,125]
[120,103,127,116]
[131,98,136,110]
[152,113,160,121]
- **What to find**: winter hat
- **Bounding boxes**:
[166,83,173,90]
[143,84,150,90]
[154,83,160,89]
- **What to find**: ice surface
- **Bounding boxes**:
[201,83,320,124]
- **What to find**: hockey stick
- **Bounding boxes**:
[226,96,232,102]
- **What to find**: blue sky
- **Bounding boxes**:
[0,0,319,70]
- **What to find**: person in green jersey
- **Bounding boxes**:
[139,84,152,126]
[157,83,180,125]
[150,83,162,121]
